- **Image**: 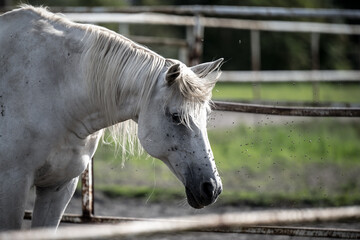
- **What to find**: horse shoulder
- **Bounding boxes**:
[34,130,103,187]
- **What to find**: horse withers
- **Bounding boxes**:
[0,6,223,230]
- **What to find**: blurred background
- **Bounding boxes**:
[3,0,359,221]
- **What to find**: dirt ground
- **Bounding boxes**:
[23,189,360,240]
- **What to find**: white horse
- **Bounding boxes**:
[0,6,223,230]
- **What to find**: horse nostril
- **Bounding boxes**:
[201,181,216,199]
[217,185,223,196]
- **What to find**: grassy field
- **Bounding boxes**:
[91,82,360,207]
[93,119,360,207]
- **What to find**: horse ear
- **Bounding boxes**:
[166,63,181,86]
[190,58,224,78]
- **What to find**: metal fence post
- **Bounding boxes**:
[187,14,204,66]
[118,23,130,36]
[251,30,261,100]
[81,157,94,218]
[311,32,320,103]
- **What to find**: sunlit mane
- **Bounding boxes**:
[80,25,166,162]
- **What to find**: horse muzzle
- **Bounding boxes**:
[185,179,222,209]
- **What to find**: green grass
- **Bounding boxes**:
[97,185,184,202]
[208,120,360,205]
[93,120,360,207]
[93,185,360,208]
[218,191,360,207]
[212,82,360,103]
[210,121,360,170]
[89,72,360,208]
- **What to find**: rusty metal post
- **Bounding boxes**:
[81,157,94,218]
[251,29,261,100]
[311,32,320,103]
[187,14,204,66]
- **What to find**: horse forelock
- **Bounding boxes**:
[165,60,217,129]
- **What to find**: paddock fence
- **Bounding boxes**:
[3,206,360,240]
[54,6,360,114]
[1,5,360,239]
[68,6,360,238]
[60,5,360,103]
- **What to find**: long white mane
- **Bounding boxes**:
[80,24,166,160]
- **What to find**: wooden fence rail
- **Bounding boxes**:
[65,12,360,35]
[6,206,360,240]
[6,6,360,19]
[212,101,360,117]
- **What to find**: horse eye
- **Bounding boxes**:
[171,113,181,124]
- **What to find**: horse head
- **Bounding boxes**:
[137,58,223,209]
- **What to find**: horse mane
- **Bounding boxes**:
[18,5,219,163]
[81,25,167,163]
